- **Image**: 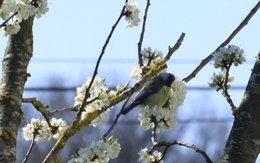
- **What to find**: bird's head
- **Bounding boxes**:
[159,73,175,87]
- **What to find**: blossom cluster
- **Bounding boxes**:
[68,137,121,163]
[139,148,163,163]
[22,118,68,142]
[209,45,245,90]
[131,47,164,80]
[209,72,234,91]
[74,77,116,127]
[138,78,187,133]
[0,0,48,36]
[125,0,141,27]
[213,45,245,69]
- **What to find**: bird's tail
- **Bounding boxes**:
[122,102,139,115]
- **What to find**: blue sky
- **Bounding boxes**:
[1,0,259,88]
[1,0,260,162]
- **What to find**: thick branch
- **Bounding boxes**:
[219,52,260,163]
[183,1,260,83]
[0,17,34,163]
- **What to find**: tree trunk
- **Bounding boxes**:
[0,17,34,163]
[220,52,260,163]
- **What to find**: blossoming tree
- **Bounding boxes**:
[0,0,260,163]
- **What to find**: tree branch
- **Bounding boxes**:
[165,32,185,60]
[0,11,18,28]
[22,97,51,125]
[137,0,151,66]
[220,51,260,163]
[154,141,213,163]
[22,135,36,163]
[42,60,167,163]
[48,105,79,116]
[221,63,237,113]
[183,1,260,83]
[75,0,129,121]
[103,98,130,138]
[0,17,34,162]
[42,17,184,163]
[42,1,129,162]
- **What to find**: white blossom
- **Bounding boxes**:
[3,22,20,36]
[139,148,163,163]
[130,63,143,80]
[50,118,68,139]
[22,118,68,142]
[130,47,164,80]
[74,77,115,127]
[0,0,17,19]
[68,137,121,163]
[209,71,234,91]
[141,47,163,66]
[22,118,50,142]
[138,105,176,133]
[125,0,141,27]
[169,78,187,109]
[0,0,48,36]
[213,45,245,69]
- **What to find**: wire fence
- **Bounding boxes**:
[24,86,246,92]
[27,58,256,64]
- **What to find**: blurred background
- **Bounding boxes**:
[1,0,260,162]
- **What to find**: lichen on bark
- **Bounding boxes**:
[0,17,34,163]
[220,52,260,163]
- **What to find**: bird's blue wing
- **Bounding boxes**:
[133,88,157,103]
[122,75,164,115]
[122,89,157,115]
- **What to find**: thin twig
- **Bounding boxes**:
[154,141,213,163]
[137,0,151,66]
[165,33,185,60]
[42,1,129,162]
[221,63,237,113]
[48,105,79,116]
[183,1,260,83]
[0,0,4,9]
[22,134,36,163]
[75,0,129,120]
[174,141,213,163]
[43,6,184,161]
[0,11,18,28]
[42,62,167,163]
[160,144,171,161]
[22,97,51,126]
[151,117,158,145]
[103,97,130,138]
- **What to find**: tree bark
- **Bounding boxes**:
[0,17,34,163]
[220,52,260,163]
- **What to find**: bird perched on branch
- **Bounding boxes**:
[122,73,175,115]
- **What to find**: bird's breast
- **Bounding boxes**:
[142,86,171,107]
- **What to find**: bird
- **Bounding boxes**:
[122,73,175,115]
